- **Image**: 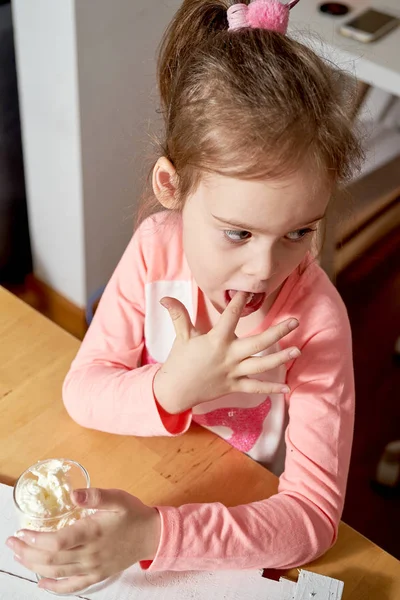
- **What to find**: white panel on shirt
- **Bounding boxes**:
[144,280,194,363]
[144,281,287,471]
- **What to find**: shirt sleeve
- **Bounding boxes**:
[142,307,355,571]
[62,226,191,437]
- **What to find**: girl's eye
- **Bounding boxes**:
[224,230,252,243]
[285,228,315,242]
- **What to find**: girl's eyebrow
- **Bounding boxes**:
[211,213,326,232]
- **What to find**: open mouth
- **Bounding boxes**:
[225,290,266,313]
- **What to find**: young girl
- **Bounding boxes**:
[7,0,363,594]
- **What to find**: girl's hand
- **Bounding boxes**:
[6,488,161,595]
[153,291,300,414]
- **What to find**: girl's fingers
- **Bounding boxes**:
[15,554,86,580]
[9,537,85,568]
[236,318,299,358]
[38,574,98,595]
[14,515,101,552]
[213,292,249,339]
[160,297,194,341]
[236,378,290,396]
[235,347,300,377]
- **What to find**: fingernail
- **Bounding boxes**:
[281,386,290,394]
[15,530,25,539]
[289,348,301,359]
[14,554,21,562]
[74,490,87,504]
[160,298,169,308]
[6,538,15,549]
[288,319,298,330]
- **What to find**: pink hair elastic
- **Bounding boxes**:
[227,0,300,34]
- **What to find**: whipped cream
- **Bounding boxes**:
[15,459,81,531]
[16,460,73,517]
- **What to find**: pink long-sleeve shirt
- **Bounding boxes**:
[63,212,355,571]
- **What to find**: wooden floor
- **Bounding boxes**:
[337,226,400,560]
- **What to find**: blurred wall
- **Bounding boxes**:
[12,0,180,307]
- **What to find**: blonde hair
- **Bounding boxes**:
[140,0,363,219]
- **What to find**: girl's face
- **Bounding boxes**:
[181,168,331,317]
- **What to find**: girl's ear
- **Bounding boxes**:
[152,157,179,209]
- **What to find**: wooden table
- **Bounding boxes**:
[1,287,399,598]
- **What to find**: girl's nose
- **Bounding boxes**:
[243,248,276,281]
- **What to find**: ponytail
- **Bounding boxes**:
[158,0,231,112]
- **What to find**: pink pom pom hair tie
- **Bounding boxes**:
[227,0,300,34]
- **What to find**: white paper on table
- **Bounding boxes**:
[0,572,79,600]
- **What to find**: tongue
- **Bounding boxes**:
[227,290,254,305]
